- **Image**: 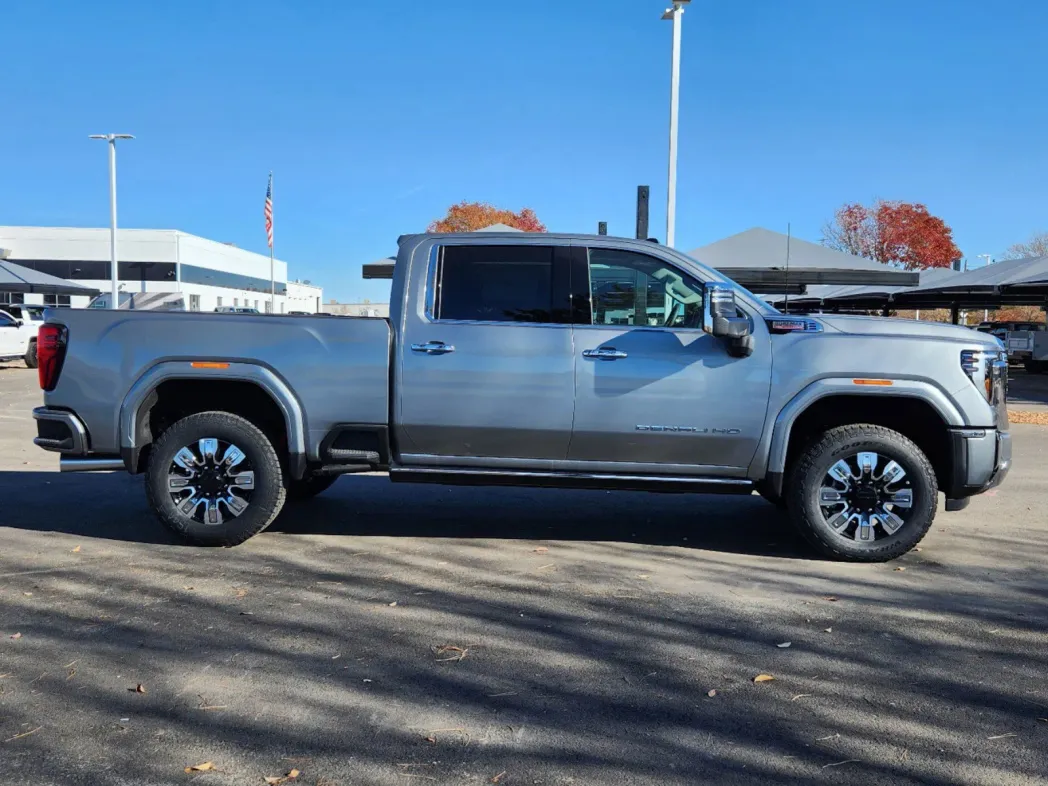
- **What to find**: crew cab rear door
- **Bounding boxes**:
[396,242,576,465]
[567,244,772,474]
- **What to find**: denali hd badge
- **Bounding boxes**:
[636,425,741,435]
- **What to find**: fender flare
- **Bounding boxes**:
[118,361,308,479]
[754,378,965,493]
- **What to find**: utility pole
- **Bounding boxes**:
[661,0,690,247]
[89,134,135,308]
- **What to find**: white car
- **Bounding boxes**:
[0,305,43,367]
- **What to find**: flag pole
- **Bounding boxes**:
[269,171,275,312]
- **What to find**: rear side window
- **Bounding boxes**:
[435,245,570,324]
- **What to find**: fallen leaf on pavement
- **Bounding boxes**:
[435,645,469,662]
[706,689,717,697]
[777,642,792,648]
[822,596,838,602]
[263,770,301,785]
[533,547,548,553]
[753,674,775,683]
[133,684,146,694]
[184,762,215,773]
[10,633,22,640]
[22,592,32,597]
[388,601,398,607]
[491,771,507,784]
[183,586,195,591]
[72,546,81,553]
[824,627,833,633]
[894,567,906,572]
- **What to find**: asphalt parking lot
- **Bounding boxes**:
[1,363,1046,786]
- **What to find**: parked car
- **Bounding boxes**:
[0,305,45,367]
[32,233,1011,561]
[214,306,261,314]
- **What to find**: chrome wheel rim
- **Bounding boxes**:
[167,438,255,526]
[817,452,914,543]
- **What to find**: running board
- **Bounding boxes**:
[389,467,754,495]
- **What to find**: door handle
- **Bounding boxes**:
[411,341,455,355]
[582,347,628,360]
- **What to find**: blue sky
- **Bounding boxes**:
[2,0,1045,302]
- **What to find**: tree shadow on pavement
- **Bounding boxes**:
[0,515,1045,786]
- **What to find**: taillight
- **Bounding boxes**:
[37,324,68,392]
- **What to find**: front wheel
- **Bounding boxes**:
[145,411,286,546]
[786,424,938,562]
[24,340,37,369]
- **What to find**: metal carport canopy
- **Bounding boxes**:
[0,260,101,296]
[688,228,918,289]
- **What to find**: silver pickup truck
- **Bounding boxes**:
[32,232,1011,561]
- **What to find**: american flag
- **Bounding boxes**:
[264,173,273,248]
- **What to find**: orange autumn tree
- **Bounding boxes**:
[427,201,546,233]
[822,200,961,270]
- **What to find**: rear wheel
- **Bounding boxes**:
[24,340,37,369]
[286,474,338,500]
[786,424,937,562]
[145,411,286,546]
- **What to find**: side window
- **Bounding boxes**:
[586,248,704,329]
[0,312,16,327]
[435,245,570,324]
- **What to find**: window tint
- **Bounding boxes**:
[587,249,704,329]
[436,245,569,324]
[0,312,17,326]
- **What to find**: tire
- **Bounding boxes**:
[286,474,338,500]
[24,340,37,369]
[785,424,938,562]
[145,411,286,546]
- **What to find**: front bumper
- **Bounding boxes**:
[946,427,1011,500]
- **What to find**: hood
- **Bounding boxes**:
[814,314,1002,346]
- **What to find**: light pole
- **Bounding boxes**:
[977,254,993,321]
[661,0,690,248]
[89,134,134,309]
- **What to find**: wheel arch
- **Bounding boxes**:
[119,361,307,479]
[757,379,963,497]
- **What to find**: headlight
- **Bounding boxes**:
[960,349,1008,402]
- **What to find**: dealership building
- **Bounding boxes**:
[0,226,322,312]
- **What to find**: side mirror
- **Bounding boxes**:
[703,283,750,339]
[703,283,754,358]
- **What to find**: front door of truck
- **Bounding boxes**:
[396,243,576,465]
[568,246,772,474]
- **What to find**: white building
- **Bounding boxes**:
[0,226,322,313]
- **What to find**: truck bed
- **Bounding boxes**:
[43,309,392,458]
